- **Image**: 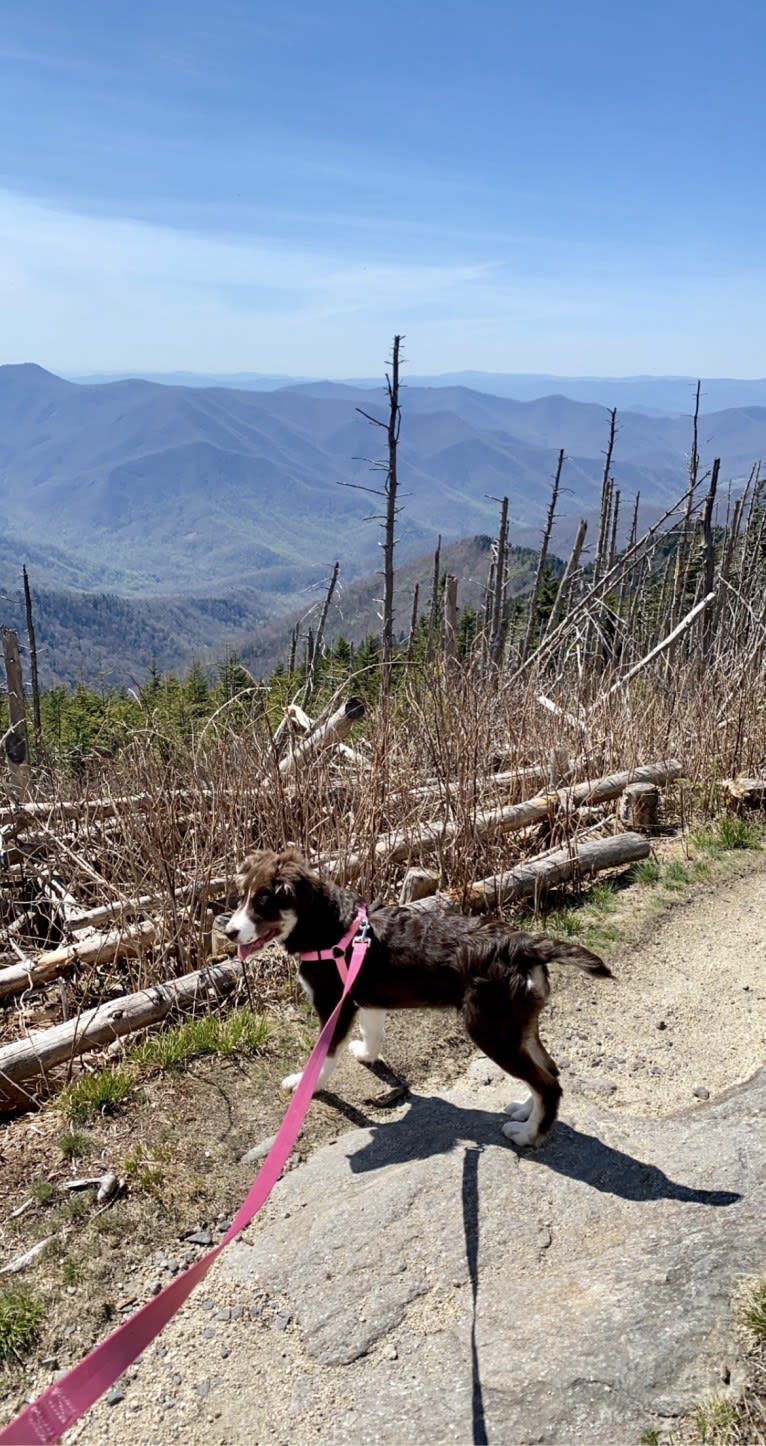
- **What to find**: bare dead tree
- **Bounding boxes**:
[288,622,300,677]
[406,582,420,663]
[700,458,720,659]
[22,565,42,760]
[303,561,340,705]
[543,518,587,641]
[426,534,442,660]
[489,495,509,667]
[594,410,618,585]
[351,335,403,699]
[2,627,30,797]
[671,379,702,625]
[521,451,564,663]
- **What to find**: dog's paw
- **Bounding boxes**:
[501,1119,540,1148]
[281,1072,303,1092]
[504,1097,533,1122]
[348,1040,379,1063]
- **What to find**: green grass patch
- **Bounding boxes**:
[129,1008,271,1075]
[59,1068,134,1125]
[662,859,693,890]
[744,1279,766,1340]
[57,1131,89,1160]
[716,814,762,851]
[29,1180,56,1208]
[61,1258,80,1287]
[630,857,662,886]
[694,1394,735,1444]
[587,880,619,914]
[0,1285,44,1366]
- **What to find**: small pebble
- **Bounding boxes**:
[275,1311,292,1332]
[693,1086,710,1100]
[186,1230,213,1247]
[107,1386,125,1406]
[195,1382,210,1398]
[202,1327,216,1340]
[150,1281,162,1296]
[656,1020,667,1031]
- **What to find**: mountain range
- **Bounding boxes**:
[73,370,766,416]
[1,362,765,685]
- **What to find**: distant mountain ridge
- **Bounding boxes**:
[1,362,764,620]
[70,368,766,414]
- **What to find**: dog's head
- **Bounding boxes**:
[225,847,313,959]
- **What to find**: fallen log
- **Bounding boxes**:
[0,794,157,832]
[323,760,681,878]
[465,831,651,911]
[407,830,650,915]
[0,956,249,1103]
[0,921,157,1001]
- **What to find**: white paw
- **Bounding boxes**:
[281,1072,303,1093]
[501,1119,540,1148]
[504,1097,533,1122]
[348,1040,378,1063]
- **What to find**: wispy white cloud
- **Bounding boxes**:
[2,188,766,377]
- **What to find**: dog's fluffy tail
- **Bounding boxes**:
[533,936,613,978]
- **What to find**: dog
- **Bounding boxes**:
[225,846,612,1147]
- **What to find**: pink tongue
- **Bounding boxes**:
[237,933,276,961]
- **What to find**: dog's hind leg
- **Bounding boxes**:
[348,1008,386,1063]
[463,991,562,1147]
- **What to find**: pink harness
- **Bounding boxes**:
[0,908,371,1445]
[299,904,372,983]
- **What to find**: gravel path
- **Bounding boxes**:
[37,859,766,1444]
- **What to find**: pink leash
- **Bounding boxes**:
[0,908,371,1446]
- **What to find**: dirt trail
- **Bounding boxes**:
[24,860,766,1443]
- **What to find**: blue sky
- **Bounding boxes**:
[1,0,764,378]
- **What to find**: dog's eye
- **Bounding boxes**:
[254,890,271,909]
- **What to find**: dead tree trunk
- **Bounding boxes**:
[489,496,509,667]
[543,519,587,641]
[406,582,420,663]
[521,450,564,662]
[22,567,43,762]
[443,574,458,671]
[303,560,339,705]
[427,535,442,661]
[701,458,720,660]
[671,379,702,626]
[2,628,30,798]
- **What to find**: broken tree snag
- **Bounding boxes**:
[277,696,366,779]
[443,574,458,670]
[466,831,650,912]
[398,868,439,904]
[724,777,766,812]
[0,921,157,1001]
[618,783,660,831]
[2,627,30,798]
[0,957,250,1103]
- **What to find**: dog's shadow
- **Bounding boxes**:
[347,1093,742,1208]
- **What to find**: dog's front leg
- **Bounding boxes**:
[348,1008,386,1063]
[281,998,358,1094]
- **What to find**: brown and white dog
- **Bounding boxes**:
[226,847,612,1147]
